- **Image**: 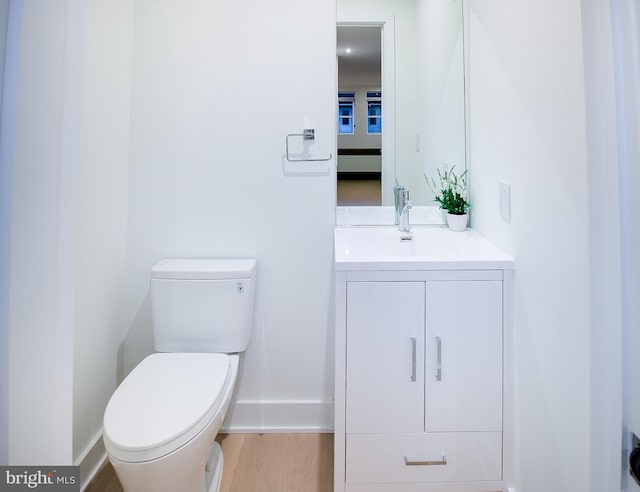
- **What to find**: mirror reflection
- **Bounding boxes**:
[337,26,383,207]
[336,0,466,224]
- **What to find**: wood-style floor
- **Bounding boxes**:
[86,433,334,492]
[336,179,381,206]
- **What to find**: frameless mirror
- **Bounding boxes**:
[336,0,466,225]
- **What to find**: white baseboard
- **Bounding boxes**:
[221,399,334,433]
[75,428,107,491]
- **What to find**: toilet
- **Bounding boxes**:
[103,259,256,492]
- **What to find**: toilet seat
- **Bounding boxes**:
[103,353,232,463]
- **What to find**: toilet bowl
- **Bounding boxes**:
[103,259,256,492]
[104,353,239,492]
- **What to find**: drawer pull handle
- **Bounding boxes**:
[436,336,442,381]
[404,455,447,466]
[410,337,417,382]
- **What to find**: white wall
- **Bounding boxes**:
[581,1,622,490]
[123,0,336,431]
[466,1,591,491]
[6,0,86,464]
[3,0,335,475]
[3,1,134,479]
[612,2,640,491]
[0,0,15,465]
[0,0,8,108]
[72,0,133,480]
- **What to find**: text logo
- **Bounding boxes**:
[0,467,79,491]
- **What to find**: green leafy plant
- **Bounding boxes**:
[425,165,470,215]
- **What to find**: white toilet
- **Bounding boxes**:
[103,259,256,492]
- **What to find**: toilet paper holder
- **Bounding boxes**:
[285,129,333,162]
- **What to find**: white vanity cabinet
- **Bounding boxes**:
[346,281,426,435]
[334,227,514,492]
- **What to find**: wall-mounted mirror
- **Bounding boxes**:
[336,0,466,225]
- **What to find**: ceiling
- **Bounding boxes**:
[337,26,382,87]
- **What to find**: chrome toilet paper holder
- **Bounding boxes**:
[285,129,332,162]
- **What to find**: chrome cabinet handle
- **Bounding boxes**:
[436,336,442,381]
[410,337,416,382]
[404,454,447,466]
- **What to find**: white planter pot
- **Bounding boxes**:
[446,212,468,232]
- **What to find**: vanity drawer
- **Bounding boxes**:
[346,432,502,484]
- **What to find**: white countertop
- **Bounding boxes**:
[335,226,514,271]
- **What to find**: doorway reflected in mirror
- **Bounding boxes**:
[337,25,382,207]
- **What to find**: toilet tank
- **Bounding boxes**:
[150,259,256,353]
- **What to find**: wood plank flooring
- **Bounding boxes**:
[86,433,334,492]
[336,179,381,206]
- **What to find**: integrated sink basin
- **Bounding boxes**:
[336,205,444,226]
[334,226,514,271]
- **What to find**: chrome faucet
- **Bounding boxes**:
[394,184,407,225]
[397,188,412,233]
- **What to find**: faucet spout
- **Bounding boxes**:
[395,186,411,230]
[399,200,412,232]
[396,188,411,232]
[393,185,406,225]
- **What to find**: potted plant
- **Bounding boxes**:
[425,166,470,231]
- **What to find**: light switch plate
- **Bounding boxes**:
[500,182,511,222]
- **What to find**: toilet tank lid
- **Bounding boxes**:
[151,259,256,280]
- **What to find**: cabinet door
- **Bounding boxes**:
[425,281,503,432]
[346,282,425,434]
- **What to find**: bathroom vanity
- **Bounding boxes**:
[334,227,514,492]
